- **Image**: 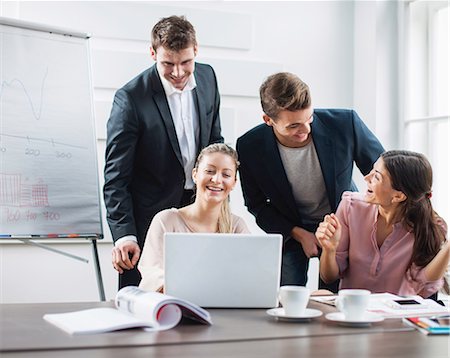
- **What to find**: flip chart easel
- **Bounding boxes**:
[0,17,105,300]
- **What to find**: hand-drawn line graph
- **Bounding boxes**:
[0,173,49,207]
[0,132,88,150]
[1,68,89,150]
[0,68,48,121]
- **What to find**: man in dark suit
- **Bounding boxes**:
[236,72,384,291]
[104,16,223,289]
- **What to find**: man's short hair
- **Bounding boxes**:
[260,72,311,119]
[151,15,197,52]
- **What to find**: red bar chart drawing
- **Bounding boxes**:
[0,173,49,207]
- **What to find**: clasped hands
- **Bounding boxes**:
[315,213,342,252]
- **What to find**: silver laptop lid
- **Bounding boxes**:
[164,233,282,308]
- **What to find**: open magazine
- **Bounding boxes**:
[43,286,212,334]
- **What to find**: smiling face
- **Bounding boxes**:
[264,107,314,148]
[364,158,406,207]
[151,45,197,90]
[192,152,237,204]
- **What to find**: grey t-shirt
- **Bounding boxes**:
[277,139,331,225]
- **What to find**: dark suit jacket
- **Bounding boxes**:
[236,109,384,244]
[104,63,223,246]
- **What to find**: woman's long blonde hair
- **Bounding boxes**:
[194,143,239,233]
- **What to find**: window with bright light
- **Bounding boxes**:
[405,1,449,224]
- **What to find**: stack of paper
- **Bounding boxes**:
[311,292,449,319]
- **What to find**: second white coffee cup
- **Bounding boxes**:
[336,289,371,321]
[279,285,310,316]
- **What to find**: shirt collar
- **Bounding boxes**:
[158,70,197,97]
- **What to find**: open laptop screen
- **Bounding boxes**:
[164,233,282,308]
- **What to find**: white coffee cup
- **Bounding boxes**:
[336,289,371,321]
[279,285,310,316]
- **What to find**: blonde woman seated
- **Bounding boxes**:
[316,150,449,298]
[138,143,249,292]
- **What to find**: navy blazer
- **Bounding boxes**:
[104,63,223,245]
[236,109,384,242]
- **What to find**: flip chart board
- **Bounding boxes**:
[0,17,102,239]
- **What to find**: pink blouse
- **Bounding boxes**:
[138,208,250,292]
[335,192,445,297]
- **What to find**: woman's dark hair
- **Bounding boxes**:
[382,150,448,294]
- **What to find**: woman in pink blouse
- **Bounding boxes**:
[138,143,249,292]
[316,150,449,298]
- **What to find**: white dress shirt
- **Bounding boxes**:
[159,72,199,190]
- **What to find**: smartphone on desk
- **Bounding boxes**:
[387,298,426,310]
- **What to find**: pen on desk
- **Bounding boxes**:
[418,317,439,328]
[408,317,429,330]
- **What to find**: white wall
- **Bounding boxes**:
[351,0,400,189]
[0,1,395,303]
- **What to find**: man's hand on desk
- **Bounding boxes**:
[112,241,141,273]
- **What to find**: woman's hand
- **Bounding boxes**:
[315,214,341,252]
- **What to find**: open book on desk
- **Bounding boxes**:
[311,292,449,318]
[43,286,212,335]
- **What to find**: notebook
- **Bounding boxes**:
[164,233,283,308]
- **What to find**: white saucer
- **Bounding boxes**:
[266,307,323,322]
[325,312,384,327]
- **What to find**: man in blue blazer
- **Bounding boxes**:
[236,72,384,290]
[104,16,223,289]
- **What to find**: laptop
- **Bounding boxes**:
[164,233,282,308]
